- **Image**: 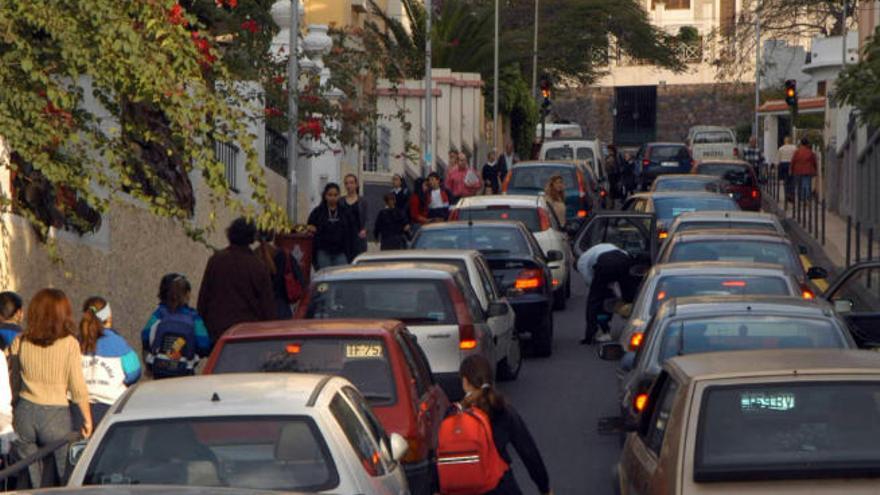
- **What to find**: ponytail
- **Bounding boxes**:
[79,296,108,354]
[459,355,506,416]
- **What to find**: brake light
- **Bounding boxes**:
[576,171,587,199]
[629,332,644,351]
[459,323,478,350]
[656,290,667,301]
[577,210,588,218]
[501,172,511,193]
[722,280,747,287]
[552,278,560,287]
[802,288,815,299]
[658,229,668,240]
[642,159,651,167]
[448,209,460,220]
[634,393,649,413]
[285,344,302,354]
[515,268,544,290]
[537,208,551,231]
[599,188,607,198]
[751,188,759,199]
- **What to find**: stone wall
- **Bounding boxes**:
[552,86,615,143]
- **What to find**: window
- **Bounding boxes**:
[306,279,456,324]
[817,81,828,97]
[214,141,239,191]
[652,197,738,223]
[397,333,429,398]
[404,332,436,386]
[456,207,542,232]
[330,394,385,477]
[640,373,679,455]
[265,127,288,177]
[668,240,799,273]
[363,125,391,173]
[459,275,486,324]
[649,275,792,315]
[677,221,778,234]
[475,259,501,302]
[579,216,652,261]
[695,163,754,186]
[413,226,530,255]
[829,266,880,312]
[652,0,690,9]
[341,387,392,463]
[509,166,578,193]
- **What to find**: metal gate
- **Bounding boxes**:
[614,86,657,146]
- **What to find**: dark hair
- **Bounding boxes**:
[0,291,23,320]
[428,172,441,181]
[24,288,74,347]
[800,137,811,146]
[460,355,506,415]
[226,217,256,247]
[79,296,107,355]
[321,182,341,205]
[344,173,359,193]
[383,192,396,206]
[159,273,192,312]
[392,174,407,190]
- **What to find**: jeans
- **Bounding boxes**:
[797,175,812,199]
[315,250,348,270]
[585,251,637,341]
[13,399,73,487]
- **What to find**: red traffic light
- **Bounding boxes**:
[541,88,551,99]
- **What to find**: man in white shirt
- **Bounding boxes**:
[777,136,797,203]
[577,243,638,345]
[426,172,451,220]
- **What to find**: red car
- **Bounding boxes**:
[692,160,761,211]
[203,319,450,495]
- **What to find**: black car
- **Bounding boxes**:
[635,142,693,190]
[411,221,558,356]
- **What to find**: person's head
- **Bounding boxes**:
[24,288,74,347]
[623,151,632,160]
[322,182,341,208]
[428,172,441,189]
[749,135,758,147]
[460,355,505,414]
[800,137,811,147]
[383,192,396,208]
[448,151,458,168]
[344,174,359,196]
[545,174,565,199]
[0,291,23,324]
[79,296,110,354]
[392,174,404,190]
[226,217,256,247]
[159,273,192,312]
[505,141,513,154]
[458,152,467,166]
[784,135,792,145]
[487,150,497,163]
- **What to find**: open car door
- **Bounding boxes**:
[824,261,880,348]
[573,212,658,270]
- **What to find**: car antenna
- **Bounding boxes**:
[211,392,221,402]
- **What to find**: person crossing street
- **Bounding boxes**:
[576,243,639,345]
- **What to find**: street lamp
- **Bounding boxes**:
[493,0,500,151]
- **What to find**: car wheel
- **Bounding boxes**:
[533,311,554,357]
[497,333,523,381]
[552,287,566,310]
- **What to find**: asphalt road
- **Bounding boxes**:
[499,277,621,495]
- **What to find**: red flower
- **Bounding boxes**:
[264,107,283,117]
[191,32,216,66]
[298,118,323,140]
[241,19,260,34]
[272,75,285,85]
[168,3,186,25]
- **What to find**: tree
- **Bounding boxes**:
[836,26,880,129]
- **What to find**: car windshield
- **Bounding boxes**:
[212,337,396,405]
[694,131,734,144]
[544,147,574,160]
[413,226,530,255]
[677,221,778,234]
[649,275,792,315]
[696,382,880,481]
[698,163,754,186]
[649,146,687,161]
[456,207,541,232]
[654,178,723,193]
[658,316,845,362]
[577,148,595,161]
[305,279,456,324]
[357,258,469,283]
[668,240,798,273]
[509,166,577,193]
[83,416,337,491]
[653,197,738,222]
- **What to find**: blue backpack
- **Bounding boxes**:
[147,308,198,379]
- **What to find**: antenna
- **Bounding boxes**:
[211,392,221,402]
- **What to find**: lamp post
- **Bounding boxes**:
[493,0,500,150]
[424,0,433,176]
[531,0,539,98]
[288,0,300,223]
[754,0,761,146]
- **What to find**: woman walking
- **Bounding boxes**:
[544,175,567,224]
[408,178,431,227]
[391,174,410,221]
[343,174,369,257]
[374,193,410,250]
[308,182,355,269]
[9,288,91,487]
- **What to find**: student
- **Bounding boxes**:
[391,174,410,221]
[543,175,567,225]
[0,291,23,350]
[143,274,211,378]
[77,297,141,426]
[426,172,453,221]
[343,174,369,258]
[374,193,410,250]
[408,178,431,226]
[308,182,356,269]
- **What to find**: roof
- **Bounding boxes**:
[456,195,542,208]
[674,210,779,222]
[13,487,291,495]
[670,229,789,242]
[668,349,880,381]
[315,262,459,281]
[660,295,834,319]
[222,319,405,341]
[689,125,733,132]
[356,249,480,262]
[541,139,599,145]
[653,174,721,182]
[694,159,752,167]
[648,261,791,277]
[510,161,579,169]
[418,220,526,231]
[629,191,735,200]
[645,142,687,147]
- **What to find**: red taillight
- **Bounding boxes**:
[286,344,302,354]
[802,290,815,300]
[642,159,651,167]
[577,210,588,218]
[629,332,644,351]
[502,172,511,193]
[448,209,460,220]
[599,188,607,198]
[656,290,667,301]
[515,268,544,290]
[751,188,759,199]
[634,393,649,413]
[722,280,747,287]
[658,229,668,240]
[459,324,478,350]
[576,171,587,199]
[537,208,551,231]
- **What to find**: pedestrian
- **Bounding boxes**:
[743,136,766,183]
[427,172,453,221]
[620,151,637,197]
[408,177,432,227]
[777,136,797,203]
[0,291,23,350]
[76,297,141,427]
[791,137,818,201]
[391,174,410,221]
[143,273,211,377]
[197,217,275,343]
[605,145,620,202]
[576,244,639,345]
[9,288,91,487]
[446,152,481,201]
[544,175,567,224]
[307,182,356,269]
[498,141,516,180]
[343,173,369,258]
[482,151,504,195]
[374,193,410,250]
[457,355,551,495]
[272,241,307,319]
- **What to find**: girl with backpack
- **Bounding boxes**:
[77,297,141,425]
[141,273,211,378]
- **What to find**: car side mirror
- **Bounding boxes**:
[487,301,509,318]
[799,244,809,255]
[547,250,564,262]
[389,432,409,462]
[615,302,633,319]
[621,352,636,372]
[834,299,854,314]
[69,439,88,466]
[807,266,829,280]
[598,343,625,361]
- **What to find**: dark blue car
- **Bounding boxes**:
[502,162,595,223]
[636,143,693,190]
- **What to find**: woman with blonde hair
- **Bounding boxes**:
[544,175,567,224]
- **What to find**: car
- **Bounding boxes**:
[615,261,806,354]
[635,143,694,190]
[202,319,449,494]
[535,122,583,140]
[823,260,880,349]
[622,192,739,240]
[656,229,828,292]
[11,488,294,495]
[448,195,575,309]
[649,174,729,194]
[686,125,738,162]
[602,296,857,428]
[692,159,761,211]
[665,210,786,238]
[411,221,557,356]
[616,349,880,494]
[295,262,516,399]
[67,374,410,493]
[538,139,607,184]
[501,161,596,223]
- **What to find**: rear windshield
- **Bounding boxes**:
[693,131,734,144]
[577,148,595,161]
[213,337,396,405]
[668,240,798,273]
[649,146,688,160]
[457,207,541,232]
[413,226,530,256]
[677,221,778,233]
[658,316,845,362]
[696,382,880,481]
[509,166,577,192]
[649,275,792,315]
[544,147,574,160]
[306,279,456,325]
[697,163,754,186]
[357,258,469,282]
[653,197,738,222]
[654,178,723,193]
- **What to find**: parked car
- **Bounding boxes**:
[622,192,739,240]
[616,349,880,494]
[449,195,575,308]
[602,296,857,427]
[666,210,786,238]
[692,159,761,211]
[649,174,728,194]
[67,374,410,493]
[502,161,595,223]
[411,221,557,356]
[686,125,738,162]
[295,262,516,399]
[538,139,607,185]
[635,143,694,190]
[203,319,449,494]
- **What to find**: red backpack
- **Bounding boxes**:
[437,406,508,495]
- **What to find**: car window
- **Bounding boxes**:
[640,373,679,455]
[413,227,530,256]
[577,148,595,162]
[652,197,738,223]
[654,178,723,193]
[649,146,688,161]
[667,240,798,273]
[509,167,578,192]
[829,266,880,312]
[475,257,502,299]
[397,332,430,397]
[580,216,652,261]
[458,274,486,323]
[403,332,436,386]
[649,275,793,315]
[306,279,456,325]
[330,393,386,477]
[341,387,393,469]
[693,131,734,144]
[456,207,541,232]
[544,147,574,160]
[677,221,778,234]
[83,416,338,491]
[697,163,754,186]
[356,258,469,283]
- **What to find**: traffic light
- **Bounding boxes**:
[784,79,798,110]
[540,79,551,111]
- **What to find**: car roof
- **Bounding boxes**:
[669,229,789,242]
[658,295,834,319]
[674,210,779,222]
[645,142,687,147]
[541,139,599,146]
[654,174,720,182]
[456,195,542,208]
[510,161,579,170]
[696,159,752,167]
[356,249,480,262]
[668,349,880,381]
[690,125,732,132]
[647,261,791,277]
[314,262,459,281]
[12,487,293,495]
[221,319,405,341]
[629,191,733,200]
[418,220,527,231]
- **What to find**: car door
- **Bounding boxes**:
[458,275,498,365]
[824,261,880,348]
[475,257,515,358]
[572,212,658,270]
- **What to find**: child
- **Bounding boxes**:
[374,193,410,250]
[142,273,211,378]
[78,297,142,425]
[0,291,23,350]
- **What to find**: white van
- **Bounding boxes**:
[687,125,738,162]
[536,123,583,140]
[538,139,607,183]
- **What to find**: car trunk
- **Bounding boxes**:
[485,256,545,293]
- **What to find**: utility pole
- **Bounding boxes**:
[424,0,433,176]
[754,0,761,147]
[531,0,539,98]
[287,0,300,223]
[841,0,848,67]
[493,0,500,151]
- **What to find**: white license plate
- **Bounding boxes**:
[661,161,679,167]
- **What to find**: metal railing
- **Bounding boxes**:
[265,127,288,178]
[214,141,240,192]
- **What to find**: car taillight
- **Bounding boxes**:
[501,172,511,193]
[576,171,587,199]
[403,436,425,463]
[514,268,544,290]
[751,188,760,199]
[448,209,459,220]
[537,208,551,231]
[658,229,668,240]
[629,332,644,351]
[642,159,650,167]
[634,393,649,413]
[599,188,607,198]
[577,210,588,218]
[802,286,815,299]
[459,323,478,350]
[722,280,746,287]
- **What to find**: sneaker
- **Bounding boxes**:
[595,332,613,343]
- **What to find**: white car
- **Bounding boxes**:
[665,210,786,239]
[686,125,738,162]
[538,139,607,184]
[68,374,411,495]
[450,195,574,309]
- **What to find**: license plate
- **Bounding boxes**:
[661,161,679,167]
[704,151,723,157]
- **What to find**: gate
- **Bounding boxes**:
[614,86,657,146]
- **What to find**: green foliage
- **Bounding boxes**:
[496,66,539,159]
[836,26,880,129]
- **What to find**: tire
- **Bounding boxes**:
[552,287,566,310]
[496,333,523,381]
[533,311,554,357]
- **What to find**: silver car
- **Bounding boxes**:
[665,210,786,238]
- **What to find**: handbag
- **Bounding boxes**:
[283,252,304,303]
[464,166,480,188]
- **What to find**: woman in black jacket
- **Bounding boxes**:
[460,355,552,495]
[307,183,355,270]
[374,193,409,250]
[391,174,410,221]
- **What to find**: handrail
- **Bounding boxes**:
[0,431,81,482]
